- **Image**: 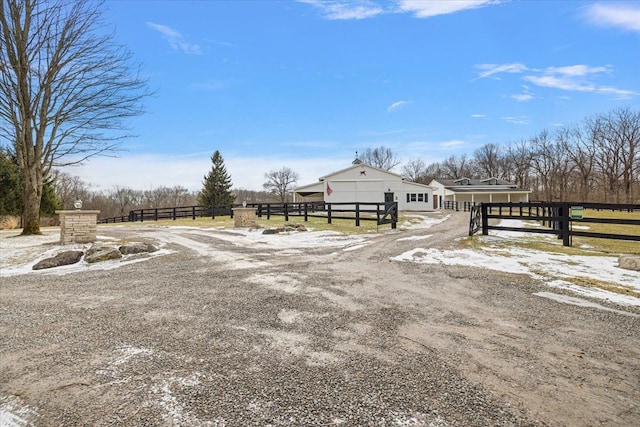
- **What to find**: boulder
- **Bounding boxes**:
[33,250,84,270]
[262,228,280,235]
[618,255,640,272]
[283,223,307,232]
[85,244,122,263]
[119,242,158,255]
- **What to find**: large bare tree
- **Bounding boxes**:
[401,158,427,183]
[263,166,299,202]
[0,0,149,234]
[359,146,400,170]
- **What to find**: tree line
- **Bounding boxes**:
[0,148,302,220]
[401,107,639,204]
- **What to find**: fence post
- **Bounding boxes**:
[562,202,571,246]
[355,203,360,227]
[304,203,308,222]
[481,203,488,235]
[392,202,397,229]
[267,204,271,220]
[327,204,332,224]
[284,203,289,222]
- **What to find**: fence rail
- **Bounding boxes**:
[469,202,640,246]
[98,201,398,228]
[443,201,476,212]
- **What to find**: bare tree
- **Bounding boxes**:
[504,140,532,191]
[263,167,299,202]
[605,107,640,203]
[108,186,142,216]
[587,114,623,202]
[552,127,577,202]
[0,0,149,234]
[401,158,427,183]
[473,143,503,179]
[440,154,473,179]
[51,170,91,209]
[359,146,400,170]
[569,126,597,201]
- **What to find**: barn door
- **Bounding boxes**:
[384,192,394,210]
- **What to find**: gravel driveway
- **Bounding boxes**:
[1,212,639,426]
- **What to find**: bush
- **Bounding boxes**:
[0,216,20,230]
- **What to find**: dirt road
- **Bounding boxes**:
[1,212,639,426]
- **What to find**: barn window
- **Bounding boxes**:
[407,193,429,203]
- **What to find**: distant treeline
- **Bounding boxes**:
[403,106,639,204]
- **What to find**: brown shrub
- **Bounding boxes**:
[0,216,20,230]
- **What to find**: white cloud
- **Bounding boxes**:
[584,3,640,32]
[147,22,202,55]
[501,116,529,125]
[523,75,595,92]
[546,64,611,77]
[475,62,637,99]
[439,139,466,148]
[471,114,487,118]
[387,100,408,112]
[297,0,502,20]
[523,65,613,93]
[511,93,533,102]
[60,153,349,192]
[296,0,384,20]
[397,0,500,18]
[474,62,528,79]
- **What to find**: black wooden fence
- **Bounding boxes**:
[443,201,476,212]
[469,202,640,246]
[98,201,398,228]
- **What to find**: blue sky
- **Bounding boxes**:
[66,0,640,192]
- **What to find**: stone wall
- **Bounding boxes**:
[55,210,100,244]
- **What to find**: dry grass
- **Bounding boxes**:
[0,216,20,230]
[97,214,398,235]
[465,208,640,256]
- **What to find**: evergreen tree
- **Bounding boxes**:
[198,151,235,207]
[0,147,22,215]
[0,148,61,216]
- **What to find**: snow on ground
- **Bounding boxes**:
[0,229,173,277]
[2,216,638,310]
[0,395,37,427]
[399,213,450,230]
[0,225,373,278]
[392,219,640,308]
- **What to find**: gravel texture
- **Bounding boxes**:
[1,212,639,426]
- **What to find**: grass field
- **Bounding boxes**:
[96,213,417,235]
[470,208,640,256]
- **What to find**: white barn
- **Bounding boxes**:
[293,162,435,211]
[429,177,531,208]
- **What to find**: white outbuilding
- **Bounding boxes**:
[429,177,531,208]
[293,162,435,211]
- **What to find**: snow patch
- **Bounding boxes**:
[397,235,432,242]
[0,395,37,427]
[534,291,639,317]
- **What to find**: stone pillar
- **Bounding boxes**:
[232,207,257,227]
[55,210,100,244]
